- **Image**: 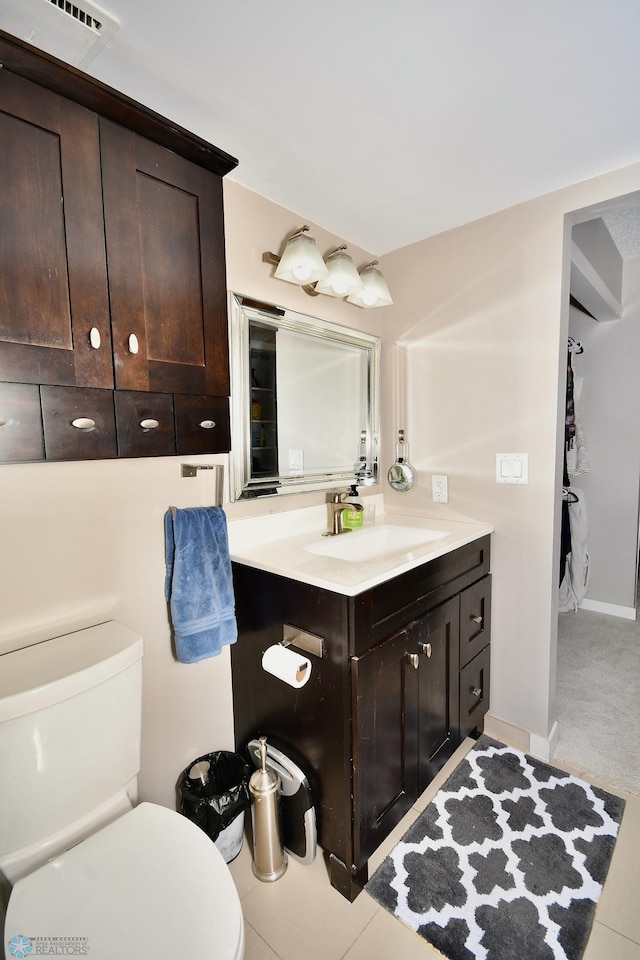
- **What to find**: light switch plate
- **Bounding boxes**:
[496,453,528,484]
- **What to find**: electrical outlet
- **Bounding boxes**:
[432,475,448,502]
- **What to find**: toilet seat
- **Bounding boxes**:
[4,802,244,960]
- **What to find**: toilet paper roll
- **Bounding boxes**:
[262,644,312,688]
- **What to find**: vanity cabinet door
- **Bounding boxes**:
[352,622,420,868]
[417,597,461,793]
[460,644,491,740]
[459,575,492,667]
[100,120,229,397]
[0,71,112,389]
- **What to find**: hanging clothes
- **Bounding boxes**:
[566,374,590,478]
[565,350,576,446]
[559,489,589,612]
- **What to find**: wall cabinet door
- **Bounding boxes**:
[101,120,229,397]
[352,622,420,868]
[0,72,113,389]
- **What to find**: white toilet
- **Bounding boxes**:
[0,621,244,960]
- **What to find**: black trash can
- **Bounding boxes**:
[178,751,251,863]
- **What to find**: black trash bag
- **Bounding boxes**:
[179,751,251,842]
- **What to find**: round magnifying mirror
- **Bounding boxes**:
[388,429,416,491]
[388,460,415,491]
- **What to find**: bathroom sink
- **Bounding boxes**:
[304,524,447,563]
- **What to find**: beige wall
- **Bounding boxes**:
[379,162,640,745]
[3,164,640,811]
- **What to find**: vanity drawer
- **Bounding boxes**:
[0,382,44,462]
[174,394,230,454]
[115,390,176,457]
[459,575,491,668]
[41,385,117,461]
[459,644,491,739]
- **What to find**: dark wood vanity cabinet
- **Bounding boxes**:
[231,535,492,901]
[0,32,236,463]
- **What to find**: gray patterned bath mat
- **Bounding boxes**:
[366,735,625,960]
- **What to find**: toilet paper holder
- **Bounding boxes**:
[281,624,325,659]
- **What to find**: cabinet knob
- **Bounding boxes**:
[471,686,482,698]
[71,417,96,431]
[0,419,6,428]
[420,642,432,658]
[89,327,101,349]
[470,615,483,625]
[199,420,216,429]
[407,653,420,670]
[128,333,139,355]
[140,418,160,430]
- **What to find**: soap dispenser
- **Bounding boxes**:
[343,485,364,530]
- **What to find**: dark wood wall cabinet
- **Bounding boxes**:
[231,535,492,901]
[0,31,237,463]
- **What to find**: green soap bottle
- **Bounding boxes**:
[343,485,364,530]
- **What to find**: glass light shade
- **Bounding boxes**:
[274,232,329,285]
[347,263,393,308]
[314,249,364,298]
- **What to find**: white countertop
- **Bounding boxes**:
[228,505,493,597]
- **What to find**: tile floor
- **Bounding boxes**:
[228,738,640,959]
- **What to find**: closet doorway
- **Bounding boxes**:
[553,193,640,797]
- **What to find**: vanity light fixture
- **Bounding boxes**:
[263,229,393,307]
[271,225,329,286]
[313,246,364,298]
[347,261,393,308]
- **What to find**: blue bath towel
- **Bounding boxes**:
[165,506,238,663]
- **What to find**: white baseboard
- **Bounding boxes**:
[484,715,559,763]
[579,598,636,621]
[529,721,559,763]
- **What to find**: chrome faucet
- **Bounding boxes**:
[324,492,364,537]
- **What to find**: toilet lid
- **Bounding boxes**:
[5,803,244,960]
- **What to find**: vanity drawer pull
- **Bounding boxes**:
[471,686,482,698]
[89,327,101,349]
[140,418,160,430]
[470,615,483,625]
[199,420,216,430]
[71,417,96,431]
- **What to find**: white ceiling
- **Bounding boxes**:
[3,0,640,256]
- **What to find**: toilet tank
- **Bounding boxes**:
[0,621,143,864]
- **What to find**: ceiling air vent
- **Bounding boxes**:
[0,0,120,68]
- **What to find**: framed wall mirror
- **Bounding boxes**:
[229,293,381,500]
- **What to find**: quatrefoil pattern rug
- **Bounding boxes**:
[366,736,625,960]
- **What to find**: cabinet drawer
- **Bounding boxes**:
[459,644,491,739]
[459,574,491,667]
[0,382,44,462]
[174,395,230,454]
[41,386,117,460]
[114,391,175,458]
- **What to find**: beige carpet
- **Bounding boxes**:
[554,608,640,797]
